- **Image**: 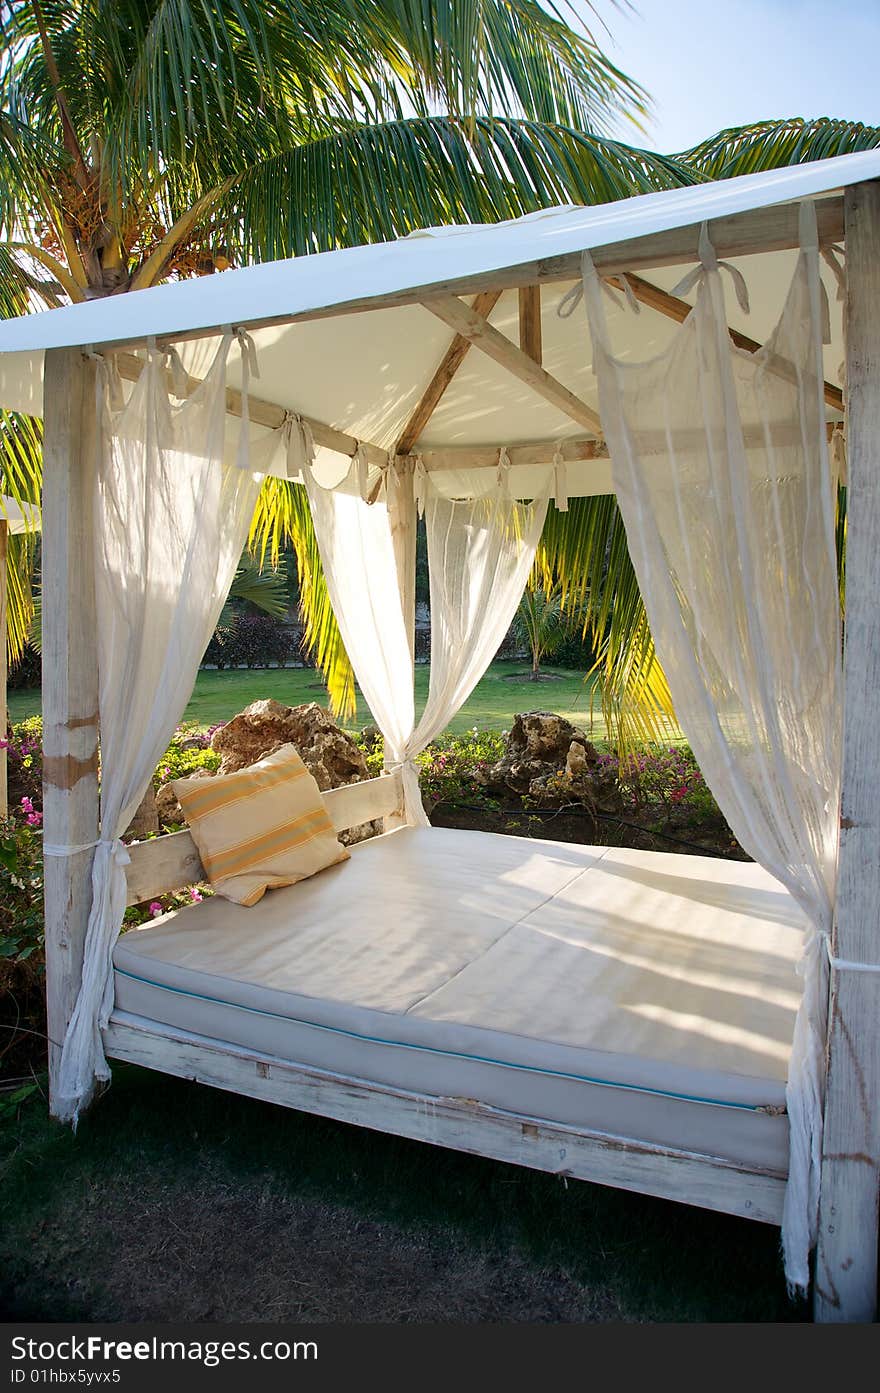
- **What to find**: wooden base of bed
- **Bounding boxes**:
[103,1011,787,1228]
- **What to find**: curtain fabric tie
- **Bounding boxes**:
[413,454,428,517]
[281,411,316,480]
[350,443,370,501]
[552,446,568,512]
[43,836,130,866]
[558,273,640,322]
[497,446,511,493]
[670,224,751,314]
[820,930,880,974]
[383,756,428,828]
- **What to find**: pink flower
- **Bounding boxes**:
[20,795,33,814]
[161,766,171,780]
[0,739,8,751]
[26,811,42,827]
[149,901,164,918]
[189,888,203,902]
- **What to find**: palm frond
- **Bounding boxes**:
[249,477,356,721]
[228,553,289,619]
[5,530,37,667]
[679,117,880,179]
[354,0,649,133]
[536,496,678,753]
[225,116,695,262]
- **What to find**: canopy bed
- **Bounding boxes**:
[1,149,879,1321]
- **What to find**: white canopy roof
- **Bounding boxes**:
[0,148,874,498]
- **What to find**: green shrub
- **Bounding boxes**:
[418,729,505,808]
[355,728,505,809]
[0,819,44,967]
[5,717,44,811]
[124,883,213,929]
[154,725,222,785]
[616,745,730,836]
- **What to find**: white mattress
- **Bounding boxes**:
[112,827,806,1172]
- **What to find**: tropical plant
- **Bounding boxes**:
[679,117,880,180]
[0,0,696,683]
[514,583,568,680]
[24,552,288,661]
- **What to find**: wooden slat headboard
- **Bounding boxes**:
[124,770,405,907]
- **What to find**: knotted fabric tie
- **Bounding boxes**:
[552,447,568,512]
[85,347,126,412]
[43,836,131,870]
[234,327,260,471]
[670,224,751,315]
[558,273,641,321]
[413,454,428,518]
[281,411,316,480]
[497,446,511,493]
[349,443,371,501]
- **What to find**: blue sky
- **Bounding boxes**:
[581,0,880,152]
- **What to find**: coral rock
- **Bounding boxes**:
[483,711,620,813]
[210,699,379,844]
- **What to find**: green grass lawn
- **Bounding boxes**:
[9,660,612,739]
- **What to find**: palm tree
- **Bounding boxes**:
[0,0,694,691]
[515,584,567,681]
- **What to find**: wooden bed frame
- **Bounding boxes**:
[104,770,787,1229]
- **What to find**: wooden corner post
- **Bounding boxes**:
[41,348,100,1116]
[814,180,880,1322]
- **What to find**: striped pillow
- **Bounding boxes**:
[172,744,349,906]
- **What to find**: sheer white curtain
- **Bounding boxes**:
[581,201,842,1292]
[303,463,548,824]
[53,335,261,1124]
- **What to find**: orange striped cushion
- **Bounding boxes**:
[172,744,349,906]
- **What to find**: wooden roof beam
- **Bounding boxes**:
[422,295,602,436]
[399,437,606,471]
[396,289,502,454]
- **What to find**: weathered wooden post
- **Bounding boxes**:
[41,348,100,1115]
[814,180,880,1321]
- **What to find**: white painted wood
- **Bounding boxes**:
[41,348,100,1114]
[0,517,7,819]
[423,295,603,435]
[124,771,404,906]
[96,197,845,352]
[103,1011,788,1227]
[125,831,205,907]
[322,771,404,833]
[815,181,880,1323]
